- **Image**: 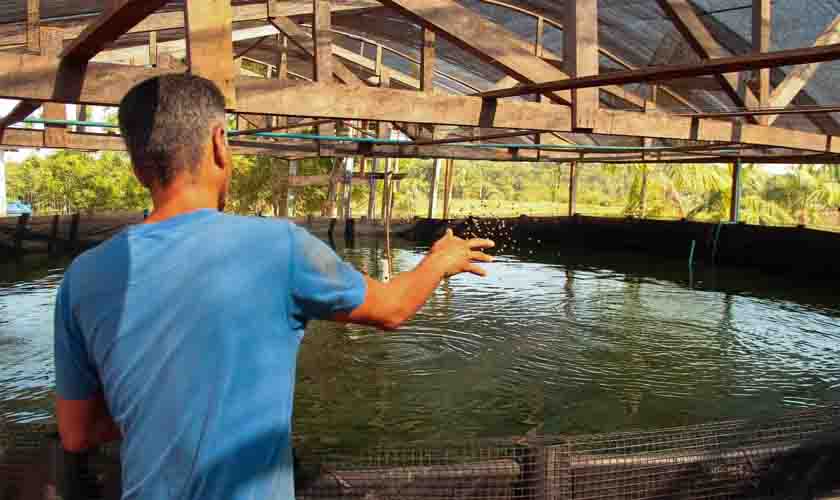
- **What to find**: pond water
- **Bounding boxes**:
[1,236,839,451]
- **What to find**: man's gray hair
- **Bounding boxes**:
[119,74,227,186]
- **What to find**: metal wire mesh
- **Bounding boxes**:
[2,406,840,499]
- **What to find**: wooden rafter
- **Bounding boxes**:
[766,16,840,126]
[375,0,573,105]
[657,0,760,124]
[477,43,840,99]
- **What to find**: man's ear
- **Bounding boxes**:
[212,125,230,171]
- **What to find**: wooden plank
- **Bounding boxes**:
[767,16,840,126]
[753,0,771,125]
[277,35,288,80]
[26,0,40,51]
[478,43,840,99]
[565,0,598,130]
[376,0,572,104]
[185,0,236,107]
[657,0,759,123]
[421,28,436,92]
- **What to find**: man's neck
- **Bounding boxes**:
[145,183,220,224]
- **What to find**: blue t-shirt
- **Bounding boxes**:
[54,209,367,500]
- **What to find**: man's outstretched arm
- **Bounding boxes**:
[335,229,494,330]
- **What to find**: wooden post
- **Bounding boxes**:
[381,158,392,221]
[0,150,6,217]
[421,28,436,92]
[420,28,437,139]
[313,0,335,157]
[287,159,298,217]
[148,31,158,66]
[185,0,236,107]
[69,213,81,253]
[568,161,578,217]
[14,213,30,255]
[753,0,771,125]
[76,105,88,133]
[427,159,442,219]
[564,0,599,130]
[26,0,40,52]
[41,28,67,149]
[48,214,59,255]
[730,160,743,223]
[367,158,377,221]
[535,17,545,57]
[443,159,454,220]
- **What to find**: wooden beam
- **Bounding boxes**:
[658,0,760,124]
[442,159,454,219]
[753,0,771,125]
[565,0,598,130]
[376,0,572,104]
[766,16,840,126]
[477,43,840,99]
[5,52,840,154]
[428,158,442,218]
[421,28,436,93]
[185,0,236,107]
[26,0,40,52]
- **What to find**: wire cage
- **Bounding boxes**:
[2,405,840,500]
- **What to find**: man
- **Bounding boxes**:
[53,74,494,499]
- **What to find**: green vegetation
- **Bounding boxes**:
[6,151,840,231]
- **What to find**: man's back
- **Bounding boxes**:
[54,210,366,499]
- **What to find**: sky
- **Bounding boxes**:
[0,98,792,174]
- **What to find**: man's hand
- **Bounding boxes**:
[429,229,495,277]
[335,229,495,330]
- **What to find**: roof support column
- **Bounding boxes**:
[0,150,6,217]
[428,158,442,219]
[185,0,236,107]
[568,161,578,217]
[420,28,437,139]
[26,0,40,52]
[42,28,68,149]
[313,0,335,158]
[564,0,599,131]
[753,0,771,125]
[729,159,743,223]
[442,159,454,220]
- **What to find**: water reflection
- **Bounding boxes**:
[1,243,839,451]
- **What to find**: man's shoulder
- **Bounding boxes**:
[214,214,297,238]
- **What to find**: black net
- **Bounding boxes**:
[4,405,839,499]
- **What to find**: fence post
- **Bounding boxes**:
[14,213,30,255]
[48,214,60,255]
[68,213,81,253]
